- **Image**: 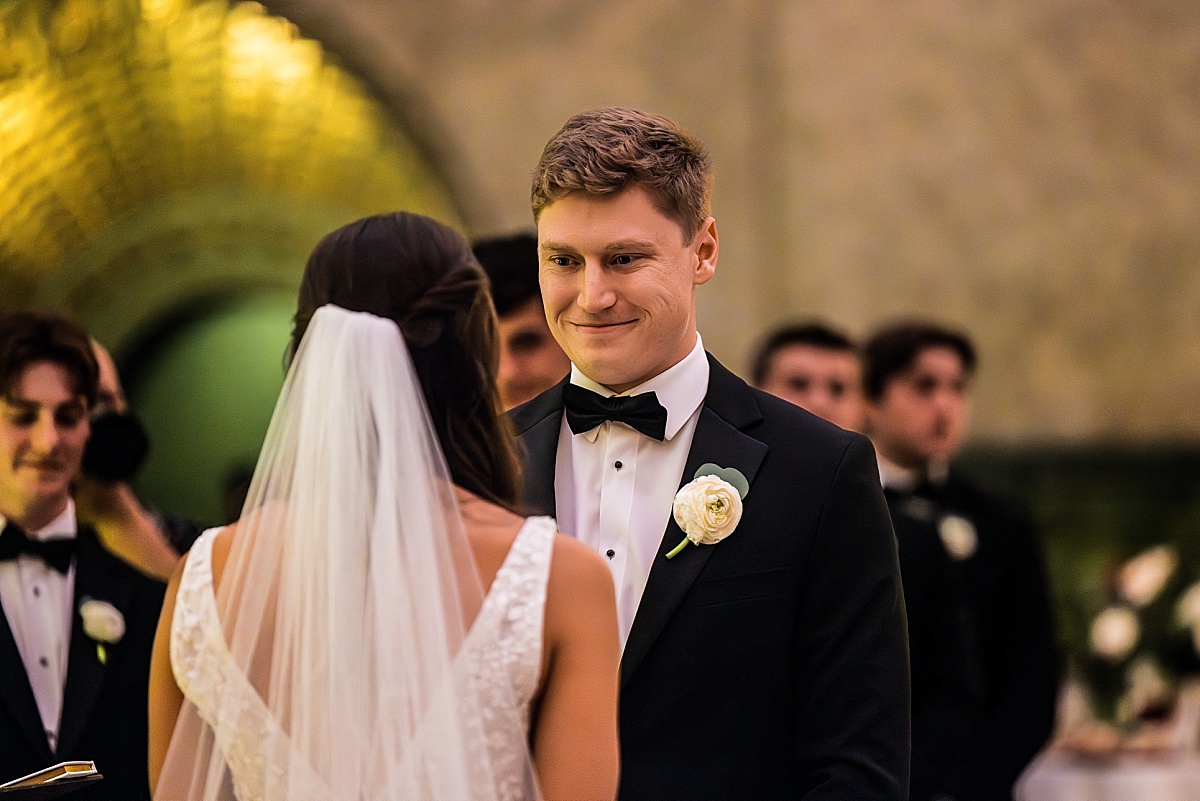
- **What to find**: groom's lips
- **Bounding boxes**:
[571,320,636,334]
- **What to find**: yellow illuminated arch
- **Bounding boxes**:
[0,0,459,345]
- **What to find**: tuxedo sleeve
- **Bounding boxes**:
[792,434,911,800]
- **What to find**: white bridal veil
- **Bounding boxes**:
[155,304,533,801]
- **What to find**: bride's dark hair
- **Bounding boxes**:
[290,212,521,508]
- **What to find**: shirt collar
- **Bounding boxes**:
[0,499,78,542]
[569,333,710,443]
[875,453,948,491]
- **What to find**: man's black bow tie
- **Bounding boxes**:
[563,383,668,441]
[0,522,75,574]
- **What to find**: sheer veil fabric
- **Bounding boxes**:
[155,305,535,800]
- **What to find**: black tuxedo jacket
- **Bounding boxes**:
[510,356,910,801]
[886,475,1059,801]
[0,526,165,801]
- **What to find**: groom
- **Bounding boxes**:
[510,107,910,800]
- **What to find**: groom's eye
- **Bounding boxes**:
[612,254,635,266]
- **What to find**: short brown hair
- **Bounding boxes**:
[0,310,98,408]
[751,321,859,386]
[531,107,713,242]
[862,320,977,401]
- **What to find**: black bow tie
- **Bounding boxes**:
[563,383,668,441]
[0,522,75,574]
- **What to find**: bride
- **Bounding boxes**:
[146,213,620,800]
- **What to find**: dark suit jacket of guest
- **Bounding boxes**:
[510,355,910,801]
[0,526,166,801]
[886,474,1059,801]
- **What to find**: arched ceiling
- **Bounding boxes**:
[0,0,459,343]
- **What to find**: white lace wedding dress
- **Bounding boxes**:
[169,515,557,801]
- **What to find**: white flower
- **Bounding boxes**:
[1117,545,1178,608]
[674,476,742,545]
[666,469,746,559]
[937,515,977,560]
[79,599,125,644]
[1090,606,1140,661]
[1176,581,1200,627]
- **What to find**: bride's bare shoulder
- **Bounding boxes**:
[546,533,613,608]
[210,523,238,588]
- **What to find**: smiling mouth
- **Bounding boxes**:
[572,320,635,332]
[21,461,65,473]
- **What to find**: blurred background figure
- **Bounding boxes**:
[863,319,1060,801]
[750,321,867,431]
[74,341,195,581]
[473,233,571,410]
[0,309,164,800]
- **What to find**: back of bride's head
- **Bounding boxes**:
[292,212,521,507]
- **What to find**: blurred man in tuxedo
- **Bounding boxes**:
[864,319,1059,801]
[473,233,572,409]
[751,321,866,431]
[511,107,908,801]
[0,310,164,800]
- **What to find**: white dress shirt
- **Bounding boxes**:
[0,501,78,751]
[554,334,709,646]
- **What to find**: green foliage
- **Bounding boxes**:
[957,446,1200,720]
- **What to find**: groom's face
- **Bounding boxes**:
[537,186,717,393]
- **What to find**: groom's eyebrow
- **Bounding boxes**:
[603,239,657,254]
[538,240,577,256]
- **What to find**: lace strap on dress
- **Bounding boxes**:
[477,516,557,713]
[170,528,331,801]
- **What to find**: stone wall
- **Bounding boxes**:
[269,0,1200,444]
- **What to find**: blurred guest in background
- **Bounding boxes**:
[750,321,866,431]
[473,232,571,409]
[863,319,1060,801]
[0,310,164,801]
[74,341,194,580]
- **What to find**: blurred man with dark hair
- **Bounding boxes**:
[751,321,866,431]
[0,310,163,801]
[473,233,571,409]
[74,340,193,579]
[864,319,1059,801]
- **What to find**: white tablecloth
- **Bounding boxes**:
[1017,751,1200,801]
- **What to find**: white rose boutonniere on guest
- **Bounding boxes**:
[79,597,125,665]
[937,514,978,560]
[666,464,749,559]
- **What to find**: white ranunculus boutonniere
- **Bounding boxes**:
[80,598,125,665]
[666,464,749,559]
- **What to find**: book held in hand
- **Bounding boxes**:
[0,762,103,799]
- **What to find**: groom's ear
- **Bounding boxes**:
[692,217,718,287]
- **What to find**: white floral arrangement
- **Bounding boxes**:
[1077,544,1200,724]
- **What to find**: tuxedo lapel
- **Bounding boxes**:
[57,531,131,757]
[0,598,54,761]
[620,357,768,687]
[511,380,567,518]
